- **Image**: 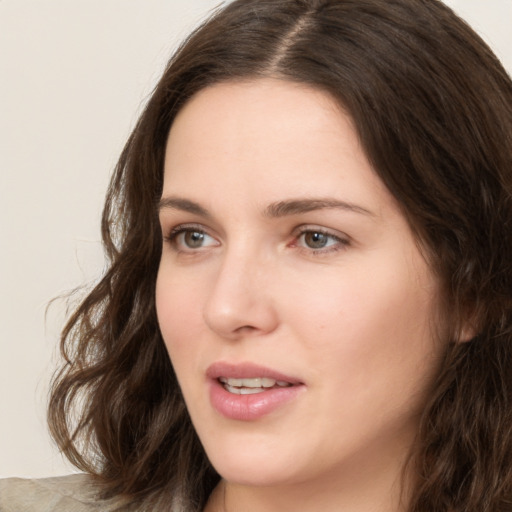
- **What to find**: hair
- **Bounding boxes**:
[48,0,512,510]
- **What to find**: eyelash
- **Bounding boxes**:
[292,226,350,255]
[164,224,215,252]
[163,224,350,256]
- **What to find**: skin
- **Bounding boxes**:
[156,79,446,512]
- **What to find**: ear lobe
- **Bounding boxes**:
[456,321,477,343]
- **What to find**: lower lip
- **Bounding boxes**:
[209,379,305,421]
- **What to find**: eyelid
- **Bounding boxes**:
[161,222,350,255]
[291,225,351,254]
[164,223,220,251]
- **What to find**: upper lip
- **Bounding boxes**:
[206,361,303,385]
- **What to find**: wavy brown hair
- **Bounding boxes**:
[48,0,512,510]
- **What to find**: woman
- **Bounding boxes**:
[1,0,511,510]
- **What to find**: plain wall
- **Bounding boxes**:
[1,0,511,478]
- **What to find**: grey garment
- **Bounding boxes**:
[0,474,148,512]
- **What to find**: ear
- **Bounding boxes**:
[457,324,476,343]
[456,311,480,343]
[450,298,483,344]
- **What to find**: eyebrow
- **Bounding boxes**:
[158,197,212,218]
[158,196,375,218]
[263,198,375,218]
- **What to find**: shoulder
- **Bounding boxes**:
[0,473,138,512]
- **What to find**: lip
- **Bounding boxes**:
[206,361,303,383]
[206,361,305,421]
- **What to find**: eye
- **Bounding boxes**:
[293,227,349,254]
[301,231,335,249]
[166,225,219,251]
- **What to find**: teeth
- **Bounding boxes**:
[219,377,277,388]
[219,377,293,392]
[225,384,265,395]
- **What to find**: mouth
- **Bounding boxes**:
[207,361,302,388]
[218,377,293,395]
[206,362,305,420]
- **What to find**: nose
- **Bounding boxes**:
[203,248,279,340]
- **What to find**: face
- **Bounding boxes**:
[156,79,444,490]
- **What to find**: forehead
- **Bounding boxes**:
[166,79,348,162]
[162,79,389,209]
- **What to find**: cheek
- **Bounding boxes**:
[285,259,441,390]
[155,270,203,366]
[286,263,417,338]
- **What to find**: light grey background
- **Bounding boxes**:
[1,0,511,478]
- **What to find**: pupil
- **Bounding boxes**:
[185,231,204,248]
[305,232,328,249]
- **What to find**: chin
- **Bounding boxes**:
[201,434,304,487]
[212,459,298,487]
